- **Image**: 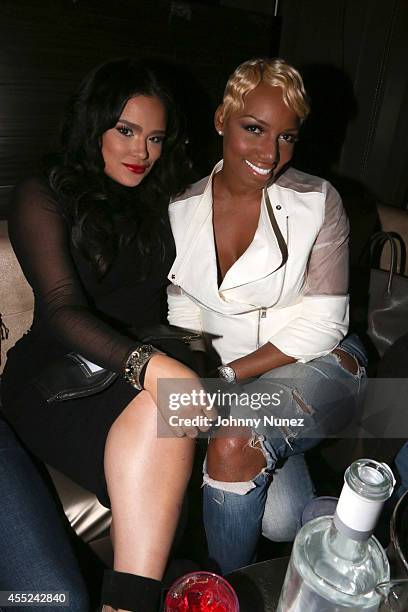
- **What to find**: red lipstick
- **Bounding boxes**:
[123,163,147,174]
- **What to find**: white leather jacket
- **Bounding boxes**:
[167,161,349,364]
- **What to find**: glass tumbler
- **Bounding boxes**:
[164,570,239,612]
[376,579,408,611]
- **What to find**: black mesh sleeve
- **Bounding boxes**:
[8,178,140,372]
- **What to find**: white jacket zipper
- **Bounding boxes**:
[257,307,267,349]
[255,216,289,350]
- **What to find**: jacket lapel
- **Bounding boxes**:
[220,183,288,291]
[169,164,289,312]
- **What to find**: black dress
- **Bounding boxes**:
[1,178,175,507]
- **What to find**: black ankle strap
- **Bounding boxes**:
[102,570,162,612]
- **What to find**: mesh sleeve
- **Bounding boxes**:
[304,181,349,296]
[269,182,349,361]
[8,178,139,372]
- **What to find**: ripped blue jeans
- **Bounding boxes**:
[202,334,367,574]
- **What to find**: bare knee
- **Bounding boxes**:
[104,392,157,472]
[207,432,266,482]
[108,392,156,437]
[332,348,359,375]
[105,391,194,472]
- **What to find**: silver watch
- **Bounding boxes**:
[218,365,237,384]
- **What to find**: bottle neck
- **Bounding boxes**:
[326,522,369,563]
[334,479,386,541]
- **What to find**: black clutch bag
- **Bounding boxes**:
[33,353,119,403]
[33,324,203,403]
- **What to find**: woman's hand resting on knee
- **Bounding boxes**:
[143,355,217,438]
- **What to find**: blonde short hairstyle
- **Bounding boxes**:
[220,57,310,122]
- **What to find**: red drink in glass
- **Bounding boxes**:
[164,571,239,612]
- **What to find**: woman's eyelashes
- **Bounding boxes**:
[149,135,165,145]
[115,125,164,144]
[242,123,298,144]
[116,124,133,137]
[243,123,263,135]
[279,133,298,144]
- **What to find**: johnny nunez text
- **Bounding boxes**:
[168,415,305,428]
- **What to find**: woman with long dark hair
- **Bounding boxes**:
[2,58,211,611]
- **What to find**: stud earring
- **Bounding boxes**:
[217,130,223,136]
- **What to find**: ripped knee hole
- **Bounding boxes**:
[332,348,359,375]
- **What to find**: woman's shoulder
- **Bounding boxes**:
[168,175,211,238]
[12,176,57,208]
[169,175,209,207]
[275,166,338,199]
[9,176,64,228]
[275,167,345,230]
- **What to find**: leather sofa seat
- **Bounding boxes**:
[377,203,408,274]
[0,220,112,565]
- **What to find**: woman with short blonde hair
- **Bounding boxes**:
[168,57,366,574]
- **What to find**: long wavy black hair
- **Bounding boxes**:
[47,58,192,278]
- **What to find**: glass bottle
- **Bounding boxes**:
[277,458,395,611]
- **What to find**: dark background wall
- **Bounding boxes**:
[279,0,408,210]
[0,0,275,217]
[1,0,407,218]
